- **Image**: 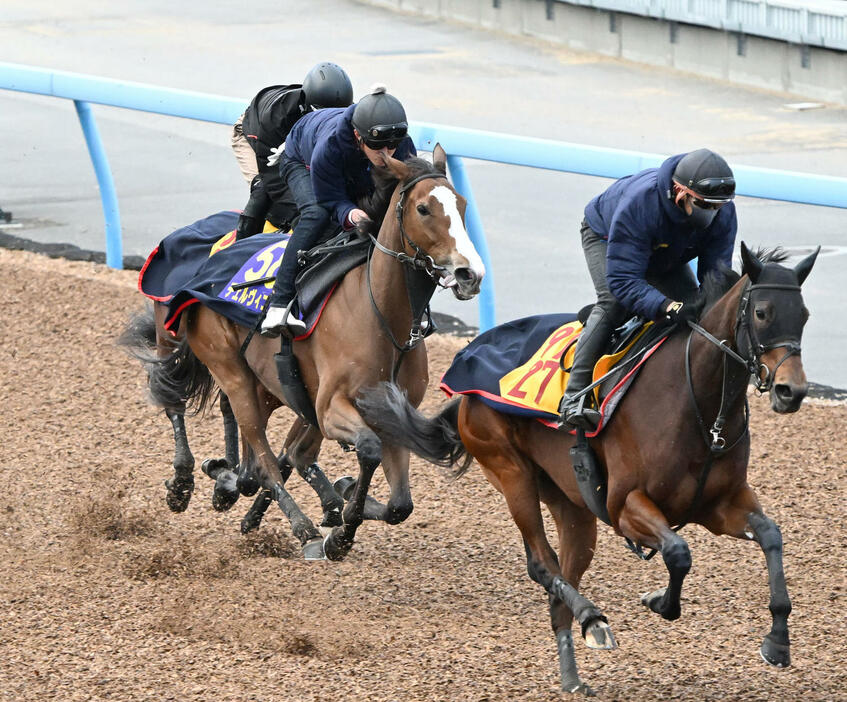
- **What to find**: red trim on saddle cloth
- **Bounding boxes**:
[292,281,339,341]
[138,246,174,302]
[536,336,670,435]
[163,298,200,335]
[439,382,550,412]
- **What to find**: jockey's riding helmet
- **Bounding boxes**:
[302,62,353,109]
[352,84,408,150]
[672,149,736,203]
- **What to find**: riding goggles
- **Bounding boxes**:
[361,122,408,149]
[686,176,736,204]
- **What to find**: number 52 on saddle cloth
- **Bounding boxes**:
[439,313,668,436]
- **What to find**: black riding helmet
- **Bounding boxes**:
[352,84,408,149]
[672,148,736,202]
[302,62,353,109]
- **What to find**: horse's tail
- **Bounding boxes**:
[356,382,473,477]
[117,306,216,414]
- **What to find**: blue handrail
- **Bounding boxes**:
[2,61,846,332]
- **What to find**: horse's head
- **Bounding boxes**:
[738,242,819,413]
[377,144,485,300]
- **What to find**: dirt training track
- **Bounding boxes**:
[0,248,844,702]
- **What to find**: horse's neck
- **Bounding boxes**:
[364,197,418,333]
[687,275,750,404]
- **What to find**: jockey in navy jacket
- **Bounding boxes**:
[284,104,416,230]
[583,153,737,320]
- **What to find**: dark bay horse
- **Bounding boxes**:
[357,244,818,694]
[124,145,484,560]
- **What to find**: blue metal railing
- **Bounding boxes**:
[2,61,847,332]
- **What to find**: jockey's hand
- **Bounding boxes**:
[348,208,370,225]
[662,299,700,326]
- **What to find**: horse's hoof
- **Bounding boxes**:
[640,587,679,620]
[164,477,194,513]
[760,635,791,668]
[583,619,617,651]
[302,537,327,561]
[323,530,352,562]
[200,458,229,480]
[320,507,343,528]
[211,470,240,512]
[563,682,596,697]
[332,475,356,501]
[236,469,260,497]
[240,513,263,534]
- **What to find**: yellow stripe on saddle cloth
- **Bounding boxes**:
[498,319,654,417]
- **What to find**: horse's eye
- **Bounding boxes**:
[755,308,766,321]
[416,204,430,216]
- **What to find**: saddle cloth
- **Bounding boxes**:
[439,313,668,437]
[139,211,368,339]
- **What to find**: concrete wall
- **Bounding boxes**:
[359,0,847,105]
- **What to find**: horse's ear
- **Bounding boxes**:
[432,143,447,174]
[793,245,820,285]
[740,241,763,283]
[381,151,410,182]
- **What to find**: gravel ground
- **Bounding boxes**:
[0,248,844,702]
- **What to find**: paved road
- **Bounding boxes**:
[1,0,845,387]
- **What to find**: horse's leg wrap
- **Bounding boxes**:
[640,533,691,621]
[296,463,343,527]
[221,393,239,469]
[748,511,792,668]
[236,447,261,497]
[272,483,323,558]
[549,576,614,649]
[164,409,194,513]
[240,489,273,534]
[557,629,595,696]
[324,431,382,561]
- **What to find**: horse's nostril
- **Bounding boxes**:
[774,384,793,402]
[454,267,475,285]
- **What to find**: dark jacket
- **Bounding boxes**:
[284,104,416,227]
[583,153,737,319]
[241,84,308,202]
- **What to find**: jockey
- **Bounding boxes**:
[231,62,353,241]
[559,148,737,429]
[261,83,417,336]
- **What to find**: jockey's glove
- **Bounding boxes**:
[662,298,700,326]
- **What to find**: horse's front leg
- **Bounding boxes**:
[164,407,195,512]
[320,398,383,561]
[702,486,792,668]
[334,443,414,525]
[618,490,692,621]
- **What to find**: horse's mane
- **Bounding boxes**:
[356,156,444,237]
[698,246,788,315]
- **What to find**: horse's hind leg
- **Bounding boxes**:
[334,443,413,526]
[618,490,691,621]
[701,486,792,668]
[202,393,242,512]
[542,476,603,695]
[164,407,195,512]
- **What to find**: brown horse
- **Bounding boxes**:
[357,244,818,694]
[124,145,484,560]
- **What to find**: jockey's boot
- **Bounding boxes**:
[559,306,615,430]
[261,298,307,338]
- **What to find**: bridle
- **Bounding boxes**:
[365,172,452,366]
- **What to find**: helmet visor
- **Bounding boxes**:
[688,176,736,203]
[362,122,408,150]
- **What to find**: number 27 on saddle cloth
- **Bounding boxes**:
[439,313,663,432]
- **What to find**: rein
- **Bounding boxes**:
[366,172,449,373]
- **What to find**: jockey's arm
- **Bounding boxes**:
[309,139,358,229]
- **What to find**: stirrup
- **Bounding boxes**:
[261,299,306,338]
[558,393,601,430]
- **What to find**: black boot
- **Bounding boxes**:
[559,306,616,429]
